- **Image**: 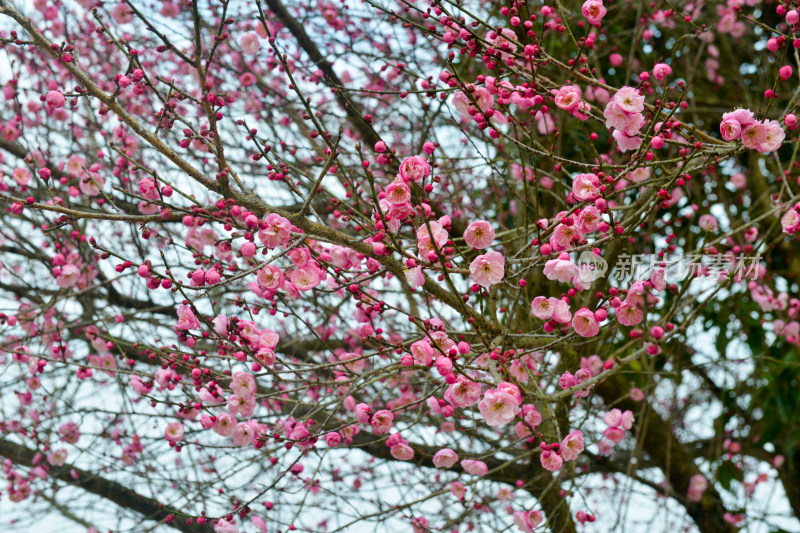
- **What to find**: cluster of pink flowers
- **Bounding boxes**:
[539,430,585,472]
[559,367,595,398]
[604,86,646,152]
[720,108,785,153]
[597,408,634,453]
[687,473,709,502]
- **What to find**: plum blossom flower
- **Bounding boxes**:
[543,255,578,283]
[175,305,201,331]
[614,86,645,114]
[572,308,599,337]
[652,62,672,80]
[616,301,643,326]
[390,443,414,460]
[259,213,292,248]
[448,378,482,408]
[398,156,430,182]
[56,264,81,288]
[719,118,742,141]
[463,220,495,249]
[469,250,504,287]
[560,430,585,461]
[214,519,239,533]
[540,449,563,471]
[240,32,260,55]
[385,178,411,204]
[164,422,184,442]
[572,173,600,201]
[432,448,459,468]
[460,459,488,476]
[371,410,394,434]
[582,0,607,25]
[478,388,519,427]
[553,85,582,111]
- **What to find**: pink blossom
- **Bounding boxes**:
[543,256,578,283]
[741,122,767,150]
[386,179,411,204]
[463,220,495,249]
[582,0,607,25]
[460,459,488,476]
[164,422,184,442]
[371,410,394,434]
[257,265,284,290]
[432,448,459,468]
[233,422,255,446]
[469,250,505,287]
[613,86,645,114]
[448,378,482,408]
[390,443,414,460]
[719,118,742,141]
[540,449,563,471]
[652,62,672,80]
[241,32,260,55]
[56,264,81,288]
[572,173,600,201]
[616,301,643,326]
[399,156,430,182]
[612,129,642,152]
[175,305,200,331]
[478,389,519,427]
[215,519,239,533]
[560,430,585,461]
[698,214,718,232]
[572,307,599,337]
[45,90,66,108]
[553,85,582,111]
[259,213,292,248]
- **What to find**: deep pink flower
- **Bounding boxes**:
[582,0,607,24]
[540,449,563,471]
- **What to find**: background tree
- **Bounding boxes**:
[0,0,799,532]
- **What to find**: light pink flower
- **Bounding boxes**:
[432,448,459,468]
[460,459,488,476]
[719,118,742,141]
[215,519,239,533]
[741,123,767,150]
[257,264,284,290]
[613,86,645,114]
[478,389,519,427]
[698,214,718,232]
[233,422,255,446]
[175,305,200,331]
[543,256,578,283]
[757,120,785,153]
[553,85,582,111]
[616,301,643,326]
[259,213,292,248]
[390,443,414,460]
[386,179,411,204]
[164,422,184,442]
[560,430,585,461]
[469,250,505,287]
[572,173,600,201]
[613,129,642,152]
[463,220,495,249]
[448,378,482,408]
[241,32,260,55]
[572,307,599,337]
[371,410,394,434]
[652,62,672,80]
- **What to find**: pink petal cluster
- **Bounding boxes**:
[597,408,634,453]
[721,108,785,153]
[604,87,646,152]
